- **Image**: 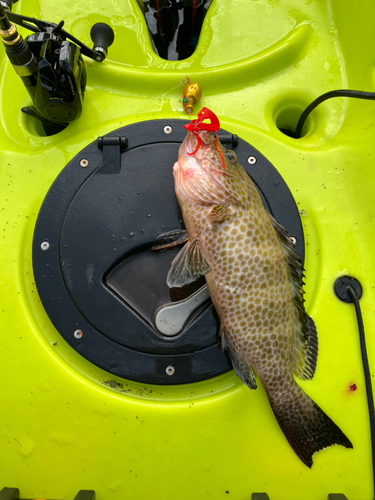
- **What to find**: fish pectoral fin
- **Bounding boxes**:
[292,315,318,380]
[151,229,189,250]
[167,237,212,288]
[222,328,257,390]
[208,205,233,223]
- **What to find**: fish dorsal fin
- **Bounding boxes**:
[152,229,189,250]
[167,237,212,288]
[221,328,257,389]
[267,213,318,380]
[293,316,318,380]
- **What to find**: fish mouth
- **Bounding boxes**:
[178,134,202,172]
[177,132,196,163]
[184,131,198,155]
[181,131,211,157]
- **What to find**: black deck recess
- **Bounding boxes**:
[32,119,304,385]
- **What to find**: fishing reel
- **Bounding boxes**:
[0,0,114,134]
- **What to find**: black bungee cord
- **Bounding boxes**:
[294,90,375,139]
[335,277,375,499]
[347,286,375,500]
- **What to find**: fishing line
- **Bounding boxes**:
[161,76,189,98]
[33,0,47,25]
[293,89,375,138]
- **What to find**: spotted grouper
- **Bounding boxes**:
[154,108,352,467]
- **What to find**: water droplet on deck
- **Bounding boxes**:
[18,438,35,457]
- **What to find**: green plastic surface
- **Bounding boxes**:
[1,0,375,498]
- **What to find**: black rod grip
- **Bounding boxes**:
[0,3,12,30]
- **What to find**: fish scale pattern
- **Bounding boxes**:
[175,131,297,388]
[171,128,352,467]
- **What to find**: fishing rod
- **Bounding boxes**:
[0,0,114,134]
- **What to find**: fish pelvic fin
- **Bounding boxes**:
[267,213,318,380]
[221,328,257,389]
[167,237,212,288]
[268,383,353,468]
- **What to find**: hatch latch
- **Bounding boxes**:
[96,136,128,174]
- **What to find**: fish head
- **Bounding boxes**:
[174,112,248,207]
[176,126,240,176]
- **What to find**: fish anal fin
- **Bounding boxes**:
[221,328,257,389]
[293,316,318,380]
[152,229,189,251]
[167,237,211,288]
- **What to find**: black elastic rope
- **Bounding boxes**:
[294,90,375,139]
[347,285,375,499]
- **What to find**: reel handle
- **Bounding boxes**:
[90,22,114,61]
[0,0,18,11]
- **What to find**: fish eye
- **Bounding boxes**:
[226,150,237,163]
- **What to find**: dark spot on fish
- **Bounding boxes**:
[349,383,357,392]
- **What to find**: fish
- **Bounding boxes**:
[154,108,353,467]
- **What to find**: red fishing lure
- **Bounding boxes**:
[184,108,226,169]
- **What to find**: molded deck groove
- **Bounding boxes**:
[0,489,96,500]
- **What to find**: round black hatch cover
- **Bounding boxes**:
[32,119,304,385]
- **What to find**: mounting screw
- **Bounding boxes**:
[74,329,83,339]
[40,241,50,251]
[166,365,175,376]
[80,159,89,168]
[164,126,173,134]
[247,156,257,165]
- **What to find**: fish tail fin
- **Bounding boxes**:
[269,384,353,467]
